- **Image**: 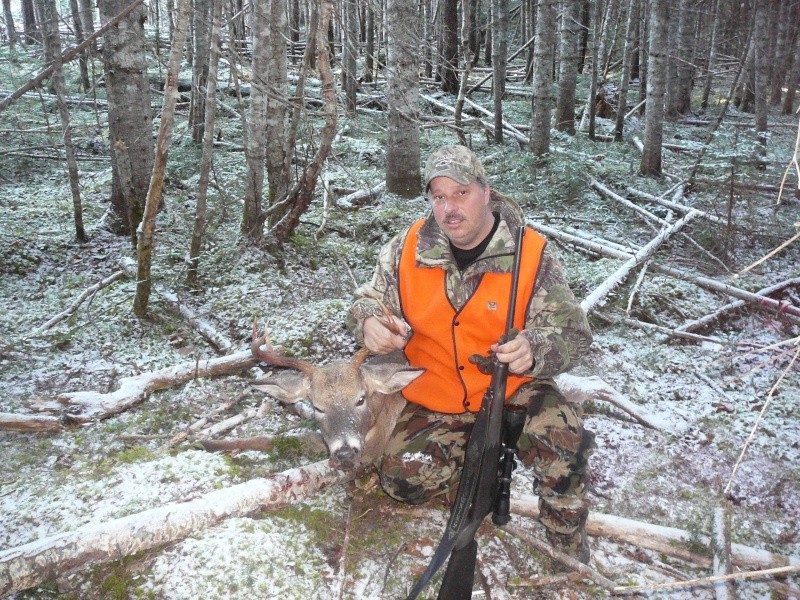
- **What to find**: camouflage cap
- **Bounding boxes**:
[424,145,487,189]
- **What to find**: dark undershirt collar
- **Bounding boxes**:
[449,212,500,271]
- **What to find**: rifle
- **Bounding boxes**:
[405,226,527,600]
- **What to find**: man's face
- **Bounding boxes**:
[428,176,493,250]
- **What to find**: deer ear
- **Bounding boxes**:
[360,364,424,395]
[252,371,311,404]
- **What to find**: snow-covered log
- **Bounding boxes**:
[553,373,668,431]
[502,522,617,591]
[711,498,735,600]
[580,210,699,313]
[0,459,360,597]
[511,495,800,571]
[529,220,800,321]
[29,350,257,422]
[0,413,64,432]
[33,270,126,335]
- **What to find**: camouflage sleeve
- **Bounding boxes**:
[521,245,592,378]
[347,231,407,345]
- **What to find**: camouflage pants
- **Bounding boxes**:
[379,379,595,535]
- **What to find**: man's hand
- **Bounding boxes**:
[491,332,534,374]
[363,315,411,354]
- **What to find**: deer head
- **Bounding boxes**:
[250,323,423,470]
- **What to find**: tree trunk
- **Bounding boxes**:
[554,0,582,134]
[385,0,420,197]
[614,0,640,141]
[365,1,376,81]
[454,0,475,145]
[240,0,271,242]
[132,0,191,316]
[491,0,508,143]
[267,0,337,246]
[700,0,720,111]
[21,0,37,43]
[68,0,91,92]
[768,0,791,105]
[528,0,556,156]
[36,0,87,243]
[0,460,360,598]
[76,0,96,51]
[666,0,694,117]
[187,0,222,287]
[264,0,292,225]
[439,0,459,94]
[752,0,770,167]
[189,0,211,144]
[99,0,154,242]
[639,0,668,177]
[2,0,18,47]
[342,0,358,113]
[782,28,800,115]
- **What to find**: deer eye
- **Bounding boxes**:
[313,405,325,414]
[355,395,366,407]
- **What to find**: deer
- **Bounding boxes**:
[250,320,655,471]
[250,323,424,470]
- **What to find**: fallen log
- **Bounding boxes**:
[529,220,800,322]
[0,413,65,433]
[0,459,362,597]
[27,350,257,422]
[553,373,668,431]
[675,278,800,333]
[711,493,735,600]
[33,270,126,335]
[511,495,800,571]
[502,522,617,592]
[580,210,699,313]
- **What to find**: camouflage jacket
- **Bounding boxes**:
[348,192,592,379]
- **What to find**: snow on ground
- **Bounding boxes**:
[1,110,799,598]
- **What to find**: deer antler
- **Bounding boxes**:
[251,319,317,376]
[374,299,408,337]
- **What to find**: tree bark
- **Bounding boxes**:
[700,0,720,111]
[267,0,337,245]
[752,0,770,167]
[490,0,508,143]
[189,0,211,144]
[67,0,91,91]
[438,0,459,94]
[132,0,191,316]
[580,210,699,313]
[554,0,582,134]
[614,0,640,141]
[639,0,668,176]
[240,0,270,242]
[342,0,359,113]
[528,0,556,156]
[36,0,87,243]
[99,0,154,241]
[512,494,800,572]
[187,0,222,287]
[264,0,292,224]
[0,460,361,597]
[2,0,18,47]
[30,350,257,422]
[385,0,420,197]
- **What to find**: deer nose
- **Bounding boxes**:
[334,445,358,463]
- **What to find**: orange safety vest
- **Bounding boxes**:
[398,219,546,413]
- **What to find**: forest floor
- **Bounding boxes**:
[1,61,800,598]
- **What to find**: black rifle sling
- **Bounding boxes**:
[405,226,526,600]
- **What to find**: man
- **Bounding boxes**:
[348,144,595,566]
